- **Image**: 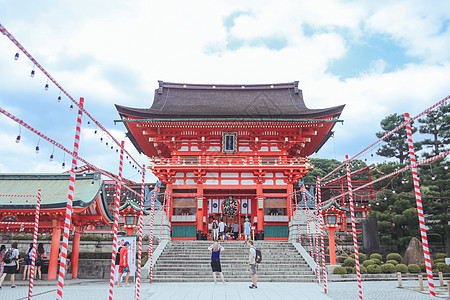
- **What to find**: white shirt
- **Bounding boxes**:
[219,222,226,232]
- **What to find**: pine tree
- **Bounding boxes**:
[418,103,449,156]
[375,113,420,164]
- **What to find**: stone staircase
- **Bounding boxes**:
[152,240,316,282]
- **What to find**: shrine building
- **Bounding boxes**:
[116,81,344,240]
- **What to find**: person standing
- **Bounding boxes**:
[218,219,226,242]
[247,240,257,289]
[211,218,219,241]
[35,243,46,280]
[208,242,225,284]
[0,241,20,289]
[232,223,239,240]
[117,241,130,287]
[23,243,33,281]
[0,245,6,278]
[114,244,123,285]
[244,218,251,241]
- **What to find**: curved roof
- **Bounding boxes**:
[0,173,113,223]
[116,81,344,120]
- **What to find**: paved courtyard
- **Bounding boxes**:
[0,280,447,299]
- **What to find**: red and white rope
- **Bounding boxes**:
[0,106,141,199]
[0,222,34,225]
[148,193,155,283]
[0,194,36,197]
[294,191,301,245]
[346,155,363,299]
[404,113,436,299]
[27,189,42,300]
[321,95,449,181]
[317,178,327,293]
[314,187,320,284]
[56,98,84,300]
[0,23,143,170]
[108,141,125,300]
[135,166,146,300]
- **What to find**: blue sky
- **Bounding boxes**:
[0,0,449,183]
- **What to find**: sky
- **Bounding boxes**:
[0,0,449,183]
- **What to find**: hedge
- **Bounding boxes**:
[434,263,450,273]
[434,258,445,264]
[396,264,408,273]
[344,258,356,267]
[408,264,421,273]
[381,263,396,273]
[351,253,366,263]
[372,258,382,265]
[362,259,375,268]
[386,260,398,266]
[367,264,382,274]
[333,267,347,274]
[434,253,447,260]
[352,266,367,274]
[386,253,402,263]
[370,253,382,261]
[345,266,354,274]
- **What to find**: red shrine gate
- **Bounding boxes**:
[116,81,344,240]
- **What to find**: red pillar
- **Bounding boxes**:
[70,231,80,279]
[287,183,293,222]
[48,224,61,280]
[328,227,337,265]
[166,183,173,223]
[196,183,204,233]
[256,183,264,233]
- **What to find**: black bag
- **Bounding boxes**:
[255,248,262,263]
[36,253,43,264]
[3,248,14,264]
[212,222,218,229]
[115,247,122,265]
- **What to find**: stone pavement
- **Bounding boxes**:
[0,280,447,299]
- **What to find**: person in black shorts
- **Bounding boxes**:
[0,241,20,289]
[208,242,225,284]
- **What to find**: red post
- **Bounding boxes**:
[404,113,436,299]
[328,227,337,265]
[70,230,80,279]
[197,184,204,233]
[48,224,61,280]
[256,183,264,233]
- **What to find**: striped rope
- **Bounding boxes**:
[148,193,156,283]
[0,194,36,197]
[0,222,34,226]
[346,155,363,299]
[159,193,166,244]
[314,187,320,284]
[0,23,143,170]
[27,189,41,300]
[317,178,327,293]
[56,98,84,300]
[404,113,436,299]
[108,140,125,300]
[135,166,146,300]
[294,190,301,245]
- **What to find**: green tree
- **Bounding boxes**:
[375,113,420,164]
[418,103,449,156]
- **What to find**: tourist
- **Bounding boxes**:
[0,241,20,289]
[118,241,130,287]
[232,223,239,240]
[218,219,226,241]
[211,218,219,241]
[23,243,33,281]
[208,241,225,284]
[114,244,123,285]
[247,240,257,289]
[35,243,46,280]
[0,245,5,277]
[244,218,251,241]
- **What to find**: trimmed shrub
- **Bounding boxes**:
[434,258,445,264]
[373,258,382,265]
[367,264,382,274]
[370,253,382,261]
[386,253,402,263]
[381,263,396,273]
[351,253,367,263]
[386,260,398,266]
[434,263,450,273]
[408,264,421,273]
[344,258,356,267]
[434,253,447,260]
[337,256,349,264]
[420,263,426,272]
[362,259,375,268]
[333,267,347,274]
[396,264,408,273]
[345,266,354,274]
